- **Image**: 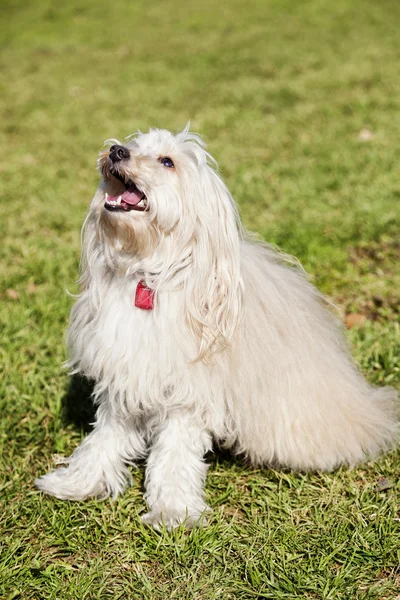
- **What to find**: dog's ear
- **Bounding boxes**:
[184,166,244,361]
[79,185,115,295]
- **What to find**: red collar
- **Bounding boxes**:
[135,280,155,310]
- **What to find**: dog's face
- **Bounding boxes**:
[95,128,213,256]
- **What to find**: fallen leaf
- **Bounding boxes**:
[6,288,19,301]
[344,313,366,329]
[358,128,374,141]
[377,476,394,492]
[22,154,36,165]
[27,281,38,294]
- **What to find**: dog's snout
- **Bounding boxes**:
[109,145,130,162]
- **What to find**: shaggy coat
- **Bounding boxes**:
[36,127,398,529]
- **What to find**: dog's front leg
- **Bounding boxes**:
[143,413,212,530]
[36,397,146,501]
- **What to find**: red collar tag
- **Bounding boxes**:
[135,280,155,310]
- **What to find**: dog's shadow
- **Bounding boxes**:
[61,374,96,433]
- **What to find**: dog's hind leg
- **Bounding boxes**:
[142,412,212,530]
[35,395,146,500]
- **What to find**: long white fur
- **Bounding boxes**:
[36,127,398,529]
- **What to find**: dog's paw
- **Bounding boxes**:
[142,503,210,531]
[35,467,107,501]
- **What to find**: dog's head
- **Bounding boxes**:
[98,128,198,230]
[87,126,244,359]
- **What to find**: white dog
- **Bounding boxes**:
[36,126,398,529]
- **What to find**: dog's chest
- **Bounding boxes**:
[70,277,189,407]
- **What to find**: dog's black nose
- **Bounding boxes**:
[109,145,130,162]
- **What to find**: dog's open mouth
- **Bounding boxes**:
[104,171,147,212]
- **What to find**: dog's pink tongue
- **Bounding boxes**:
[107,186,144,206]
[122,185,144,206]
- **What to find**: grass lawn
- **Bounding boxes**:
[1,0,399,598]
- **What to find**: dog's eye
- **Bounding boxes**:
[160,157,174,168]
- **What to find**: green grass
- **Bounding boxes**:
[1,0,399,598]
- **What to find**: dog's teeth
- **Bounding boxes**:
[105,193,109,201]
[117,195,122,206]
